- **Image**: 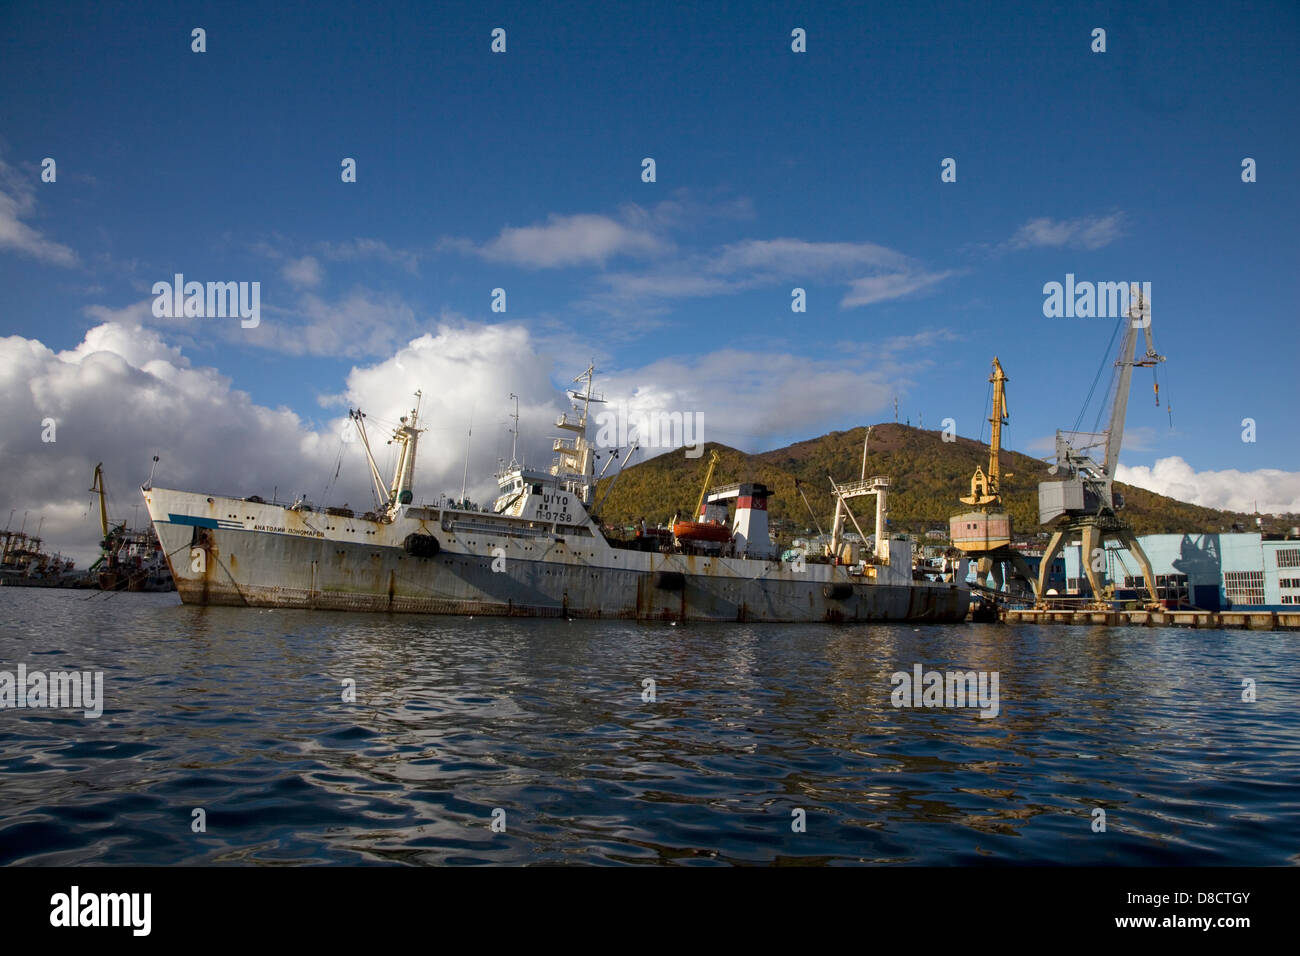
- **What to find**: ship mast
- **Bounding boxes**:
[551,362,604,503]
[509,393,520,466]
[388,391,424,508]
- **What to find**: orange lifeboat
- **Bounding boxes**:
[672,520,732,542]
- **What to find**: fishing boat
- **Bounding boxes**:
[141,366,969,622]
[90,464,174,592]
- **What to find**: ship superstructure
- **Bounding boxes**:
[142,367,968,623]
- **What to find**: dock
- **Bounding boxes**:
[1001,607,1300,631]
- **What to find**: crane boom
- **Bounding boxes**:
[695,450,720,518]
[987,357,1007,495]
[960,358,1010,507]
[90,463,109,538]
[1104,286,1163,481]
[350,410,389,512]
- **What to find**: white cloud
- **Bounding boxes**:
[83,299,156,328]
[283,255,323,287]
[335,322,577,499]
[630,194,756,229]
[445,201,955,311]
[589,238,954,311]
[710,238,908,277]
[842,270,956,307]
[461,213,668,268]
[318,238,419,273]
[595,272,739,302]
[449,195,756,270]
[0,323,341,566]
[0,159,78,267]
[88,287,422,359]
[594,348,908,454]
[243,292,419,358]
[1007,213,1125,251]
[1116,456,1300,515]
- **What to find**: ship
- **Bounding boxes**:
[141,367,970,623]
[90,464,175,592]
[0,524,88,588]
[94,525,174,592]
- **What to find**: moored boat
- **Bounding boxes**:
[142,366,969,623]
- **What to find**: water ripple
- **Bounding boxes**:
[1,589,1298,865]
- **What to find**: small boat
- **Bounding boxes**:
[672,520,732,543]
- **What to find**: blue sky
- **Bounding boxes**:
[2,0,1298,558]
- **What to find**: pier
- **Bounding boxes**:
[1001,607,1300,631]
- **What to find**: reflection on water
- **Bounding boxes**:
[1,588,1297,865]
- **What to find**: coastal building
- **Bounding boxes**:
[1056,532,1300,610]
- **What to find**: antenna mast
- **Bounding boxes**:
[461,407,474,503]
[509,393,520,466]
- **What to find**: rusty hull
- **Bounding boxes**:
[145,488,968,624]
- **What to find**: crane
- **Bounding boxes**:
[1036,285,1165,606]
[90,463,110,540]
[695,449,721,519]
[950,358,1035,596]
[88,462,130,573]
[961,357,1010,507]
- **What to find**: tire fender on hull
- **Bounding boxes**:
[403,533,441,558]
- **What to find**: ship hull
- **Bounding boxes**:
[145,488,968,624]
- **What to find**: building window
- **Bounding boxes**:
[1276,549,1300,569]
[1224,570,1266,606]
[1284,595,1294,604]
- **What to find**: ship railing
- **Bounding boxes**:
[444,517,551,538]
[836,476,891,498]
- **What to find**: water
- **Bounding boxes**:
[1,587,1297,865]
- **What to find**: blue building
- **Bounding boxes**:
[1058,533,1300,610]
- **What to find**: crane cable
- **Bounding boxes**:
[979,377,993,446]
[319,432,348,507]
[1072,315,1124,436]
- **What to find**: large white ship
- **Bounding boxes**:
[142,367,970,623]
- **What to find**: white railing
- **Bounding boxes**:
[837,476,890,498]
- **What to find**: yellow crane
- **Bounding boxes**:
[950,358,1035,597]
[90,462,111,539]
[88,462,128,573]
[960,357,1012,506]
[694,449,721,518]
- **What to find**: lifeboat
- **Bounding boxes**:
[672,520,732,543]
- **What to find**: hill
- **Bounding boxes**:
[593,423,1288,541]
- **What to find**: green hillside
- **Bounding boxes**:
[593,424,1287,542]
